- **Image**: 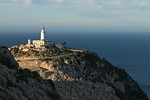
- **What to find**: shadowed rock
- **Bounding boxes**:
[0,46,62,100]
[0,46,18,70]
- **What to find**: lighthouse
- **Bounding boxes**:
[26,26,65,49]
[29,26,48,48]
[41,26,45,41]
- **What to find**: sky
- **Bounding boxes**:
[0,0,150,34]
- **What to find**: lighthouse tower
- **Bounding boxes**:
[40,26,45,41]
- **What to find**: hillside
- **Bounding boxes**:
[0,46,61,100]
[10,45,149,100]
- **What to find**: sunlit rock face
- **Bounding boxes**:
[0,46,61,100]
[11,47,149,100]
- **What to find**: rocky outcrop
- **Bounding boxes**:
[0,46,61,100]
[13,49,149,100]
[0,46,18,69]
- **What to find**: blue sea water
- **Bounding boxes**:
[1,32,150,97]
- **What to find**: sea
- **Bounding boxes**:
[1,32,150,97]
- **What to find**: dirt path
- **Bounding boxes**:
[16,53,73,61]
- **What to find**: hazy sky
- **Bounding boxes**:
[0,0,150,33]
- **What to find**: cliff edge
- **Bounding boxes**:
[10,45,149,100]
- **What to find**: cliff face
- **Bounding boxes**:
[11,47,149,100]
[0,46,61,100]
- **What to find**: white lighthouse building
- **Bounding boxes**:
[32,26,46,48]
[24,26,65,51]
[40,26,45,41]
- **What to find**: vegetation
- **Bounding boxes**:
[10,45,73,58]
[9,45,149,100]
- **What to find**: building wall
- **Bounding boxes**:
[33,40,45,45]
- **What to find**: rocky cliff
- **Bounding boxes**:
[10,46,149,100]
[0,46,61,100]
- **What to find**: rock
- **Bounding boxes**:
[11,47,149,100]
[0,64,61,100]
[0,46,62,100]
[0,86,17,100]
[0,46,18,70]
